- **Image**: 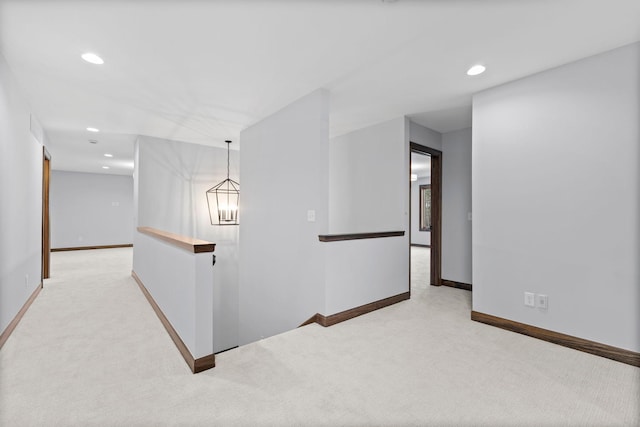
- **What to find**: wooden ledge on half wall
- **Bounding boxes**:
[318,230,405,242]
[137,226,215,253]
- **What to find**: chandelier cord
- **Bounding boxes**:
[226,141,231,205]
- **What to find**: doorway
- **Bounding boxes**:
[410,143,441,288]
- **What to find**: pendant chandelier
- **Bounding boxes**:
[206,140,239,225]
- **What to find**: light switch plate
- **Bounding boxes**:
[524,292,535,307]
[307,210,316,222]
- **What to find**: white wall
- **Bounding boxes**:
[324,236,408,315]
[50,171,133,248]
[134,136,239,352]
[324,116,410,316]
[472,42,640,352]
[239,89,329,345]
[410,120,442,151]
[136,136,238,236]
[133,231,214,358]
[329,117,407,233]
[410,177,431,246]
[442,128,472,284]
[0,53,44,333]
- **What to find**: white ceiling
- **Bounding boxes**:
[1,0,639,176]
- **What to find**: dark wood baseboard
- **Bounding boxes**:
[131,271,215,373]
[0,282,43,350]
[441,279,472,291]
[52,244,133,252]
[193,354,216,373]
[410,244,431,248]
[301,292,410,328]
[299,314,320,327]
[471,311,640,367]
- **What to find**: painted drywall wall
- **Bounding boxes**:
[133,230,213,358]
[324,235,408,315]
[324,116,411,315]
[472,42,640,352]
[239,89,329,345]
[0,53,44,334]
[411,177,431,246]
[409,120,442,151]
[134,136,239,352]
[50,171,133,248]
[329,117,407,233]
[441,128,472,284]
[136,136,237,236]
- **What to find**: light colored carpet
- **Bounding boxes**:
[1,247,638,426]
[411,245,430,290]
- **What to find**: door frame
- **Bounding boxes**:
[42,147,51,280]
[410,142,442,286]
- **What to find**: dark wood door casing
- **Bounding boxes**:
[42,148,50,280]
[410,142,442,287]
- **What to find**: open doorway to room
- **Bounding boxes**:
[410,143,442,291]
[410,151,431,291]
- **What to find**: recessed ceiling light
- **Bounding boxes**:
[467,65,486,76]
[87,127,100,132]
[102,166,110,169]
[104,153,113,158]
[81,52,104,65]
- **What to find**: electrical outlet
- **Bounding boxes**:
[524,292,535,307]
[537,294,548,310]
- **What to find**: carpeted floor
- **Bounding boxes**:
[410,245,430,290]
[0,247,638,426]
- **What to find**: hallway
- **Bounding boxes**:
[1,248,638,426]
